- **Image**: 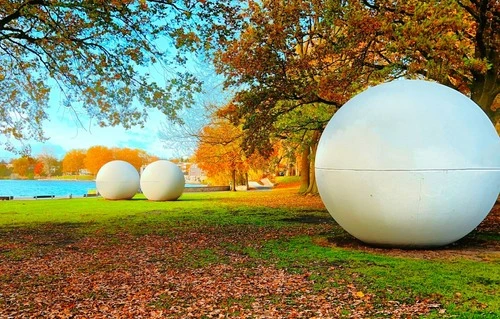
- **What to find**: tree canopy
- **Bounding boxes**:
[210,0,499,155]
[0,0,210,153]
[62,149,86,175]
[84,145,113,175]
[194,120,246,189]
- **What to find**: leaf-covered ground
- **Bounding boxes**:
[0,188,498,318]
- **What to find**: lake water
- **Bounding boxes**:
[0,180,97,198]
[0,180,204,198]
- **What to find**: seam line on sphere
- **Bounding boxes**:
[314,168,500,172]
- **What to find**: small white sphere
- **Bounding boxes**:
[140,160,185,201]
[315,80,500,247]
[96,160,140,200]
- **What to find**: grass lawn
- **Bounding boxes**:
[0,186,499,318]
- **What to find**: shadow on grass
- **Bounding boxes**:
[320,228,500,260]
[0,222,92,247]
[128,197,223,203]
[177,198,223,202]
[280,214,335,225]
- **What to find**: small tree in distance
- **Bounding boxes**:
[33,161,44,177]
[194,121,245,190]
[62,149,86,175]
[113,147,157,171]
[11,156,34,178]
[84,146,114,176]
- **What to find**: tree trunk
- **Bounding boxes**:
[231,169,236,191]
[306,167,318,194]
[298,145,310,194]
[471,69,499,124]
[305,130,320,195]
[469,6,499,125]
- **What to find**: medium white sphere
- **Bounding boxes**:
[96,160,140,200]
[315,80,500,247]
[140,160,185,201]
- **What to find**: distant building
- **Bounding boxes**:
[175,162,190,175]
[187,164,206,183]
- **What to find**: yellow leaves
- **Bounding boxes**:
[62,149,87,175]
[11,156,35,176]
[84,146,114,175]
[464,57,490,74]
[194,120,244,174]
[139,0,148,10]
[113,147,149,171]
[64,146,157,175]
[355,291,365,298]
[152,90,163,100]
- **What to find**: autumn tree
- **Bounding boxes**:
[137,150,159,168]
[269,139,299,177]
[62,149,86,175]
[208,0,367,193]
[0,161,11,177]
[33,161,44,177]
[194,120,259,190]
[211,1,359,154]
[11,156,34,177]
[207,0,498,193]
[37,151,60,177]
[212,0,498,125]
[274,103,334,194]
[0,0,230,153]
[84,145,113,176]
[354,0,499,121]
[113,147,152,171]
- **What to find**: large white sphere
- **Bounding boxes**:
[140,160,185,201]
[96,160,140,200]
[315,80,500,247]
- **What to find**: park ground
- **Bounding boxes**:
[0,181,499,318]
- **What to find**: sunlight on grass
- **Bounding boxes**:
[241,235,500,317]
[0,189,498,317]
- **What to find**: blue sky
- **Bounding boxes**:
[0,106,178,162]
[0,59,227,162]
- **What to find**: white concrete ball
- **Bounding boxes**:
[140,160,185,201]
[96,160,140,200]
[315,79,500,247]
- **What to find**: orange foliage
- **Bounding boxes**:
[62,149,86,175]
[112,148,145,171]
[194,121,245,185]
[33,161,44,176]
[84,146,114,175]
[11,157,34,177]
[64,146,157,175]
[194,120,272,186]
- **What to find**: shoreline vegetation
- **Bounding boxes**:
[0,180,498,317]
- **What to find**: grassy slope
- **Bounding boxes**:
[0,188,498,318]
